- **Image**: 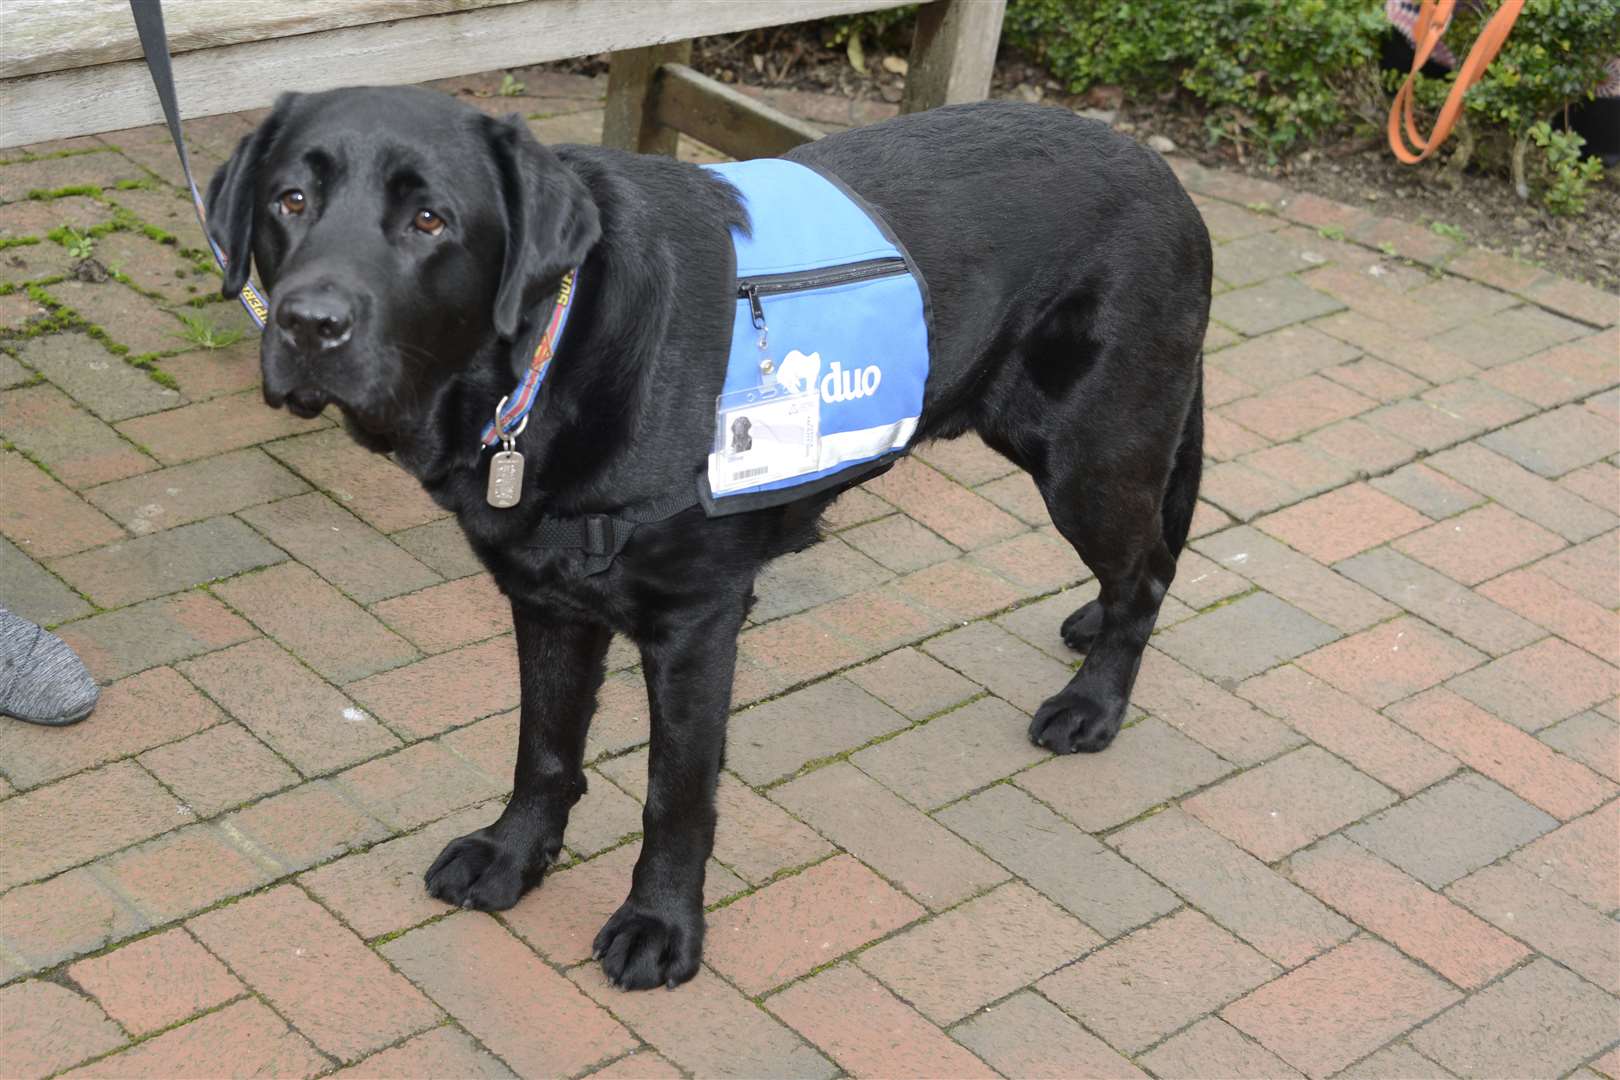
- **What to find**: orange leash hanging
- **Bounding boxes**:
[1389,0,1523,163]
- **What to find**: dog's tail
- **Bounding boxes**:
[1160,361,1204,559]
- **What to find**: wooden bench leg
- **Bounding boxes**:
[901,0,1007,114]
[603,40,692,154]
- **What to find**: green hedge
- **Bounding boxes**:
[1004,0,1386,154]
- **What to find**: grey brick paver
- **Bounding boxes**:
[771,761,1007,911]
[47,515,286,608]
[3,70,1616,1078]
[727,677,908,786]
[1409,959,1617,1079]
[237,492,440,604]
[850,695,1046,808]
[920,620,1077,715]
[1335,547,1542,655]
[85,448,309,533]
[1480,402,1619,478]
[1210,275,1346,335]
[1153,591,1340,684]
[0,536,92,625]
[1428,303,1588,368]
[12,332,184,421]
[937,784,1177,937]
[1348,772,1558,887]
[1109,808,1355,967]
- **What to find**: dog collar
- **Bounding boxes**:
[480,269,580,448]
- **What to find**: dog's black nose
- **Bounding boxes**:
[275,287,354,351]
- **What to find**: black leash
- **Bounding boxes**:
[128,0,268,327]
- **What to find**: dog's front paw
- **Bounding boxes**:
[424,829,546,911]
[1028,689,1122,754]
[593,901,703,990]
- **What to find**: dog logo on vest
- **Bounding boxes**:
[776,349,821,396]
[778,349,883,404]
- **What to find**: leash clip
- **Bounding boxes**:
[495,395,529,453]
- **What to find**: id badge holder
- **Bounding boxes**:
[708,305,820,497]
[712,382,819,495]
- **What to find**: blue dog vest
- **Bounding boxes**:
[698,159,931,515]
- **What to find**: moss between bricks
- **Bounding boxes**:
[30,195,233,364]
[27,183,102,201]
[14,285,191,393]
[39,187,217,275]
[0,146,116,167]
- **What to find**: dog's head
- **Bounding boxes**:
[206,86,600,443]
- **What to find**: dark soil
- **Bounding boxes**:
[586,25,1620,295]
[1110,91,1620,295]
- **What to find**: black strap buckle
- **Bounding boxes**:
[581,514,614,556]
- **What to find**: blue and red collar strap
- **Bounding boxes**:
[479,269,580,448]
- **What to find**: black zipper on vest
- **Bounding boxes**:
[740,256,908,327]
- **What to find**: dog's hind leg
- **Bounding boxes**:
[425,605,610,909]
[1060,370,1203,655]
[1032,369,1203,753]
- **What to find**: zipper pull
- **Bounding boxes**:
[746,284,766,331]
[746,283,768,353]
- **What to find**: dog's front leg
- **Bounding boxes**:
[425,603,610,910]
[594,596,745,990]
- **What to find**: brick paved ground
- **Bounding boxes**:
[2,68,1617,1079]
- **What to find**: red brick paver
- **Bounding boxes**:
[1288,836,1529,989]
[0,980,125,1080]
[4,72,1616,1079]
[384,913,634,1077]
[767,964,993,1079]
[1222,937,1460,1077]
[66,998,327,1079]
[1040,906,1278,1053]
[189,885,442,1061]
[706,854,923,995]
[860,882,1099,1024]
[68,927,243,1036]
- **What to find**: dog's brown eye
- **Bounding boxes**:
[413,209,445,236]
[277,189,306,215]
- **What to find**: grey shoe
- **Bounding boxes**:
[0,607,99,726]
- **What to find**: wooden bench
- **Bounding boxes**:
[0,0,1006,156]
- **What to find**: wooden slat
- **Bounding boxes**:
[901,0,1005,114]
[1,0,526,79]
[603,42,692,156]
[0,0,919,148]
[652,63,823,160]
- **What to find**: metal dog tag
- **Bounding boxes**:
[487,449,524,508]
[486,400,528,509]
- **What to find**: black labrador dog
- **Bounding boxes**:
[206,87,1210,990]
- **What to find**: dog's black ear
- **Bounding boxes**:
[487,115,601,341]
[204,94,293,298]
